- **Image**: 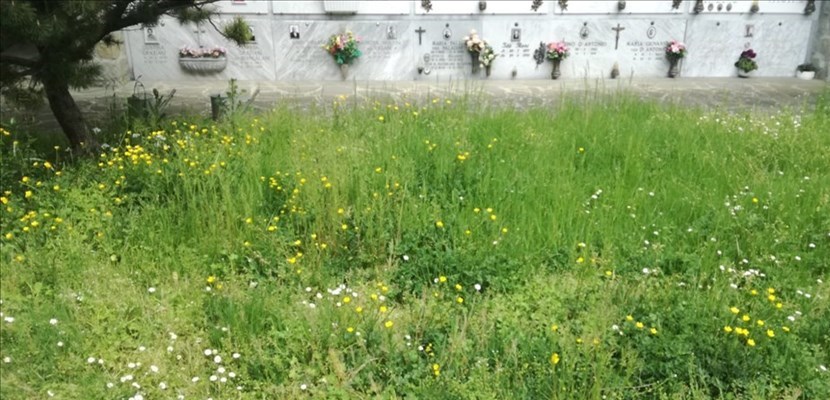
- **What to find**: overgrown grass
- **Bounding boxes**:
[1,92,829,399]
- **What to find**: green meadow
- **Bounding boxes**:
[1,92,828,399]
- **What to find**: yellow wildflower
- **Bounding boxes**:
[550,353,560,365]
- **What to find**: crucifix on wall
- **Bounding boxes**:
[415,26,426,45]
[611,23,625,50]
[193,24,207,47]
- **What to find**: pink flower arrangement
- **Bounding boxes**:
[463,29,487,54]
[665,40,687,60]
[323,31,362,65]
[546,41,569,60]
[179,46,227,58]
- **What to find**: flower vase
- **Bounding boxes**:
[737,69,753,78]
[485,65,491,77]
[668,58,680,78]
[796,71,815,80]
[340,63,350,80]
[470,52,480,74]
[551,59,561,80]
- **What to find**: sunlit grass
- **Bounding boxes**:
[1,93,829,399]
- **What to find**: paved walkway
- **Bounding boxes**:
[75,77,827,115]
[2,78,827,140]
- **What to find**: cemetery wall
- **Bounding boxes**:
[116,0,824,81]
[94,32,131,85]
[810,0,830,79]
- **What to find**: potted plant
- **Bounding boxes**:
[665,40,687,78]
[178,46,228,73]
[479,43,497,77]
[796,63,817,80]
[546,41,569,79]
[734,49,758,78]
[323,31,362,80]
[463,29,488,75]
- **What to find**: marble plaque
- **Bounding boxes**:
[414,21,484,80]
[126,17,275,81]
[683,18,812,76]
[557,0,684,14]
[481,20,554,79]
[546,19,686,79]
[273,21,415,80]
[272,1,410,14]
[416,0,545,14]
[690,1,810,14]
[215,0,270,14]
[477,19,686,79]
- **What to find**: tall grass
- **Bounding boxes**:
[1,92,828,399]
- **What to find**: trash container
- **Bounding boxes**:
[210,94,226,121]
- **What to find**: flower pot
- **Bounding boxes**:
[127,94,151,121]
[796,70,815,80]
[179,57,227,73]
[340,63,350,80]
[737,69,754,78]
[551,59,561,80]
[667,58,680,78]
[210,94,226,121]
[470,52,480,74]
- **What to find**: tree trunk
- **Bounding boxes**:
[43,78,99,153]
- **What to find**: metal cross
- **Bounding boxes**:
[415,26,426,45]
[611,23,625,50]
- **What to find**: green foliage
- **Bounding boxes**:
[0,1,249,147]
[323,32,362,65]
[1,94,829,398]
[222,17,253,46]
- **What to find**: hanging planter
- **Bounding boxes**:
[668,59,680,78]
[179,57,228,73]
[323,31,362,80]
[465,29,497,76]
[734,49,758,79]
[664,40,687,78]
[545,41,569,80]
[179,46,228,74]
[550,59,561,79]
[470,52,481,74]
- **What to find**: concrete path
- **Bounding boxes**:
[1,78,827,142]
[75,78,827,115]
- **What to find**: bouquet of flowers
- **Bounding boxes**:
[323,31,362,65]
[734,49,758,73]
[546,41,569,60]
[479,43,497,67]
[665,40,687,60]
[179,46,227,58]
[463,29,487,54]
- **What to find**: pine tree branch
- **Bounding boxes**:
[0,53,39,68]
[105,0,219,34]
